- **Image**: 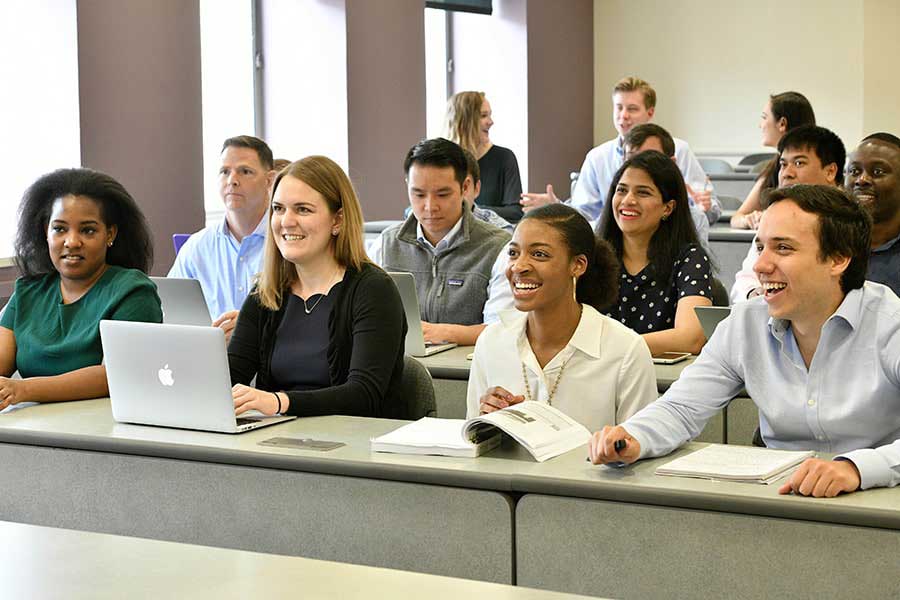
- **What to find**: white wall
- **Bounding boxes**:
[451,0,529,189]
[593,0,878,156]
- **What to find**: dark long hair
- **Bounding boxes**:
[15,168,154,278]
[520,204,619,311]
[597,151,703,284]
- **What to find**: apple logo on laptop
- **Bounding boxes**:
[158,364,175,387]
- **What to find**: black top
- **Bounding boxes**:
[228,263,408,418]
[269,285,342,392]
[607,244,713,334]
[477,145,523,222]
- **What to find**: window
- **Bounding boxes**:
[1,0,80,262]
[199,0,256,222]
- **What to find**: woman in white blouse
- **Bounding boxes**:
[466,204,657,432]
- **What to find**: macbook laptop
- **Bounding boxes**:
[388,272,457,357]
[100,320,295,433]
[694,306,732,340]
[151,277,213,326]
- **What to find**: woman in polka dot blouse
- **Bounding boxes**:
[597,151,713,355]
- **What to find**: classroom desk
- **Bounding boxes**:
[0,401,515,585]
[2,520,597,600]
[2,405,897,599]
[514,444,900,599]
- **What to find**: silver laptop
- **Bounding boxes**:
[388,272,457,357]
[151,277,212,326]
[100,320,295,433]
[694,306,732,340]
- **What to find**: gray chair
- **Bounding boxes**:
[717,195,743,211]
[399,356,437,419]
[749,160,770,175]
[738,152,777,167]
[710,277,729,307]
[699,158,733,174]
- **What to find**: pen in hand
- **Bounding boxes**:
[586,438,628,462]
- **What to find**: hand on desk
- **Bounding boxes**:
[0,377,31,410]
[213,310,240,343]
[588,425,641,465]
[233,384,287,416]
[686,184,712,212]
[731,210,763,230]
[479,386,524,415]
[778,458,861,498]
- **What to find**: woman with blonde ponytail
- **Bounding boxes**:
[445,91,523,222]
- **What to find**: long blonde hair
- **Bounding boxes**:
[255,155,371,310]
[444,91,485,156]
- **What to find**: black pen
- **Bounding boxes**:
[586,439,628,462]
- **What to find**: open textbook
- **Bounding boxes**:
[371,401,591,462]
[655,444,814,484]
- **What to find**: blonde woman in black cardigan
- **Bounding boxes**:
[228,156,407,418]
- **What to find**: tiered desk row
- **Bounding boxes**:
[1,361,897,599]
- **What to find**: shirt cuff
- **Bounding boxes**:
[835,449,890,490]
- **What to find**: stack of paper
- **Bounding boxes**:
[370,417,501,458]
[655,445,814,484]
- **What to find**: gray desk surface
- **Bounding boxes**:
[709,172,758,181]
[1,400,897,531]
[2,520,595,600]
[416,346,695,392]
[709,225,756,242]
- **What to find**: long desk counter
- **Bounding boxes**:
[3,520,596,599]
[1,400,898,598]
[415,346,695,391]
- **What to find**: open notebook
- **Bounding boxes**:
[655,444,814,484]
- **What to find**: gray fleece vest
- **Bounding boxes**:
[381,210,511,325]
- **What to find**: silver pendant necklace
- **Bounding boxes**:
[301,267,341,314]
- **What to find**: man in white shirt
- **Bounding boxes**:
[590,184,900,497]
[521,76,720,225]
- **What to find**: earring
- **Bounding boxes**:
[107,240,114,247]
[572,275,578,302]
[332,230,339,236]
[661,214,669,222]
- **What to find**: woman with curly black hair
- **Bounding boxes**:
[0,168,162,409]
[466,204,657,432]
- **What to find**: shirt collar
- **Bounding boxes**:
[873,230,900,253]
[218,212,269,241]
[499,304,605,360]
[416,214,464,251]
[767,287,863,339]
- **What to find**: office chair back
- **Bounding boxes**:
[699,158,733,174]
[711,277,729,307]
[399,356,437,419]
[172,234,191,255]
[738,152,777,166]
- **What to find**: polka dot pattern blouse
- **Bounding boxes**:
[607,244,713,334]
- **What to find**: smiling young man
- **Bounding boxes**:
[520,77,721,225]
[730,125,846,303]
[168,136,275,339]
[370,138,512,346]
[589,184,900,497]
[845,132,900,295]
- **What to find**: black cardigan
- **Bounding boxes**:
[228,263,407,418]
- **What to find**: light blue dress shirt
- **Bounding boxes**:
[623,282,900,490]
[570,136,721,225]
[167,215,267,318]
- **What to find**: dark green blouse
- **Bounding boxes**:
[0,266,162,378]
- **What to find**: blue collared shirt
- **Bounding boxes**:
[167,215,268,318]
[570,136,721,224]
[623,282,900,490]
